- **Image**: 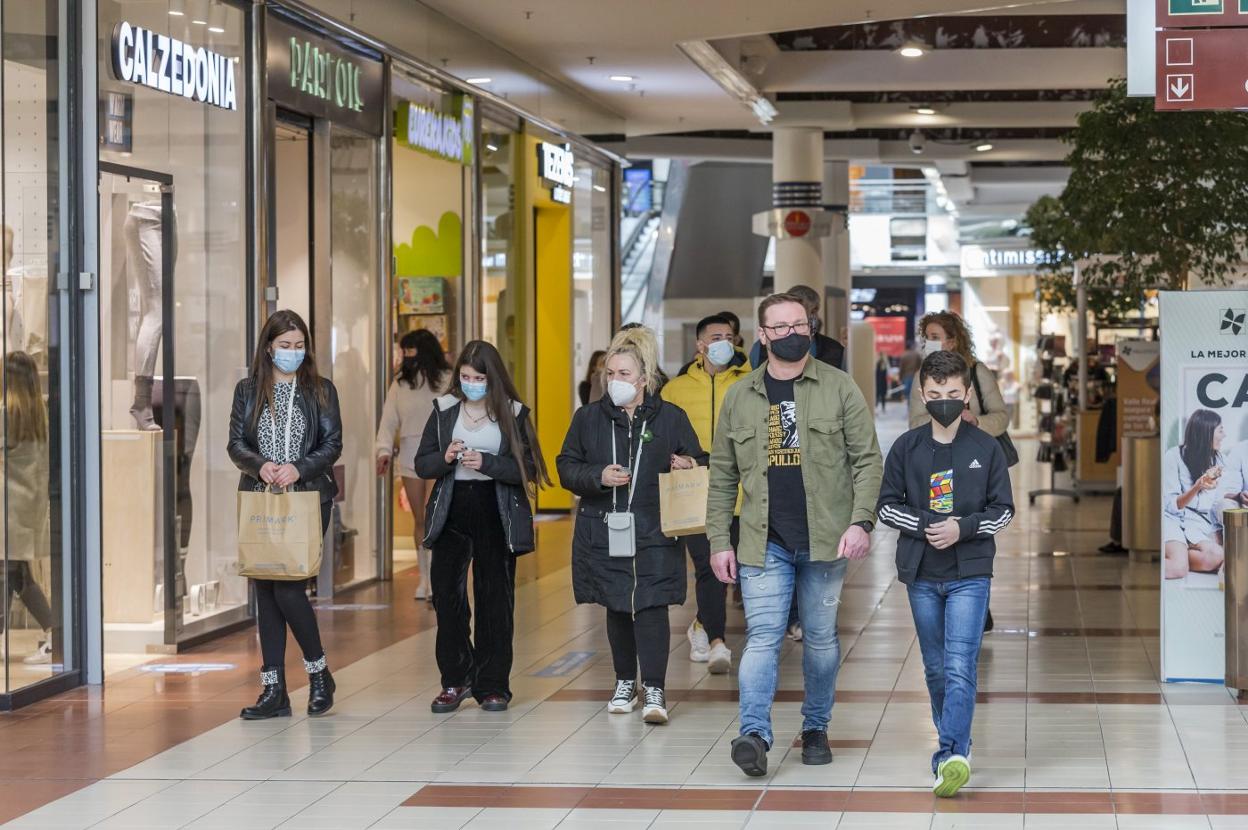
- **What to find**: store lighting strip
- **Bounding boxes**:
[676,39,777,125]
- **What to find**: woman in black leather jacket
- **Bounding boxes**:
[228,309,342,720]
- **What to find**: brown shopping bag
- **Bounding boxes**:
[237,489,323,580]
[659,466,709,537]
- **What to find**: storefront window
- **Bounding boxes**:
[572,161,613,408]
[481,120,520,383]
[2,0,66,694]
[97,0,249,664]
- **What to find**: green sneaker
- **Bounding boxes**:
[933,755,971,798]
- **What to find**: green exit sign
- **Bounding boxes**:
[1169,0,1223,13]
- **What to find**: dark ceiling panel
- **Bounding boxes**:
[772,15,1125,51]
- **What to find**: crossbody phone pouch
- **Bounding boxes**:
[605,419,646,558]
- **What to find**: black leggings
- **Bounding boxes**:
[2,561,54,632]
[253,501,331,669]
[606,606,671,689]
[684,518,739,643]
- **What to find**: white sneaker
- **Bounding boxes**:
[687,620,710,662]
[23,634,51,665]
[413,580,431,601]
[607,679,638,714]
[642,686,669,725]
[787,623,803,642]
[707,642,732,674]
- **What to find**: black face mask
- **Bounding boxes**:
[769,333,811,363]
[926,398,965,428]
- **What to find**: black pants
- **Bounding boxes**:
[1110,487,1123,544]
[431,481,516,702]
[1,561,54,632]
[606,606,671,689]
[254,501,331,669]
[684,518,739,643]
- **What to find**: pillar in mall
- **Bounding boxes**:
[823,160,851,346]
[925,272,949,314]
[771,127,823,294]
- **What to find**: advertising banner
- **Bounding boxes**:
[865,316,907,357]
[1118,339,1161,447]
[1160,290,1248,683]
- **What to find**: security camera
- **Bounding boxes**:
[908,129,926,155]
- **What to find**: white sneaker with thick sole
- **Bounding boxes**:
[607,679,638,714]
[23,634,52,665]
[642,686,669,725]
[687,620,710,662]
[707,642,732,674]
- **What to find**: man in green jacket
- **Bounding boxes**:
[707,292,883,778]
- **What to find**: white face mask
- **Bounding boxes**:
[705,340,734,367]
[921,338,944,357]
[608,379,641,407]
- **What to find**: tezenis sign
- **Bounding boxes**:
[111,21,238,111]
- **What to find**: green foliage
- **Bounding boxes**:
[1026,78,1248,316]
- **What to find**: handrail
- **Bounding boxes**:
[621,208,660,258]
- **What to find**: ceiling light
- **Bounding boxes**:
[168,9,185,16]
[192,19,207,25]
[466,77,492,85]
[485,143,499,152]
[593,184,607,192]
[976,143,994,152]
[609,74,635,82]
[898,46,925,58]
[208,26,225,33]
[914,106,936,116]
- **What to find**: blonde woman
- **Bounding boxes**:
[556,326,705,725]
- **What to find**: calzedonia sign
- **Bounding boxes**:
[265,14,384,136]
[111,22,238,111]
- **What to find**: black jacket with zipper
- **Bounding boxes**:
[228,377,343,503]
[876,423,1014,585]
[414,395,537,555]
[556,393,706,614]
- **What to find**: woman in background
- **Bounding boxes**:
[377,329,450,601]
[579,350,607,407]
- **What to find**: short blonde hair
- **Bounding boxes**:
[607,326,662,394]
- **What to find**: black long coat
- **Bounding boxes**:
[556,394,706,614]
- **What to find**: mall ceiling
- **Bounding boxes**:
[417,0,1128,220]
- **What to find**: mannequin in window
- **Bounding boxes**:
[124,201,176,430]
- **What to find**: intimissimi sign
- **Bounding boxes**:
[111,22,238,110]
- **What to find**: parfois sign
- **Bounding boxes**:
[111,22,238,111]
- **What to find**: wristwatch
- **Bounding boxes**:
[852,520,874,534]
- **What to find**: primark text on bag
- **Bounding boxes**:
[237,488,323,580]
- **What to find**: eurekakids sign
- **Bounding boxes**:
[265,13,384,136]
[111,22,238,111]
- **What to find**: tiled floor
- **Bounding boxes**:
[4,406,1246,829]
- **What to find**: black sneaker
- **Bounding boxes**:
[983,609,994,633]
[730,732,769,777]
[801,729,833,766]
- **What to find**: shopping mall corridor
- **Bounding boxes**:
[1,407,1243,829]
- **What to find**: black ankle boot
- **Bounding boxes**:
[240,667,291,720]
[306,656,335,717]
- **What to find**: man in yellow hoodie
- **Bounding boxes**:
[661,314,750,673]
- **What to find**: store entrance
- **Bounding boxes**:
[267,109,382,596]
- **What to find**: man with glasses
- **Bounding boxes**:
[707,293,882,777]
[749,284,845,371]
[662,315,751,674]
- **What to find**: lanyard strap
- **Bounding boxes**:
[611,419,647,512]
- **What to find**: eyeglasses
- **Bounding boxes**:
[761,321,811,337]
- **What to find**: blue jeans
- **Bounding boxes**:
[907,576,991,773]
[738,541,847,747]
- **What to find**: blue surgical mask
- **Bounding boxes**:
[706,340,734,367]
[462,381,488,402]
[272,348,305,374]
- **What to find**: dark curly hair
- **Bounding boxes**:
[919,349,970,388]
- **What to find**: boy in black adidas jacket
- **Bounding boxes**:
[877,350,1014,799]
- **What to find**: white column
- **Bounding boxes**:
[772,127,823,294]
[925,272,949,314]
[823,160,851,345]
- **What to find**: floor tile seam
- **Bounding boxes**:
[70,777,181,829]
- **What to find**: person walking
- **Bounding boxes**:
[579,350,607,406]
[661,314,750,674]
[749,284,845,370]
[876,352,892,412]
[229,310,342,720]
[908,311,1012,632]
[899,338,922,401]
[877,349,1014,797]
[416,340,549,714]
[0,351,54,665]
[557,326,705,725]
[708,293,883,777]
[376,329,449,601]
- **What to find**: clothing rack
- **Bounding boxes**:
[1029,335,1079,505]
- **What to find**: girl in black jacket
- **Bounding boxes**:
[228,310,342,720]
[415,340,549,714]
[557,326,705,725]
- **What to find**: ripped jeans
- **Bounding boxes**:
[738,541,848,746]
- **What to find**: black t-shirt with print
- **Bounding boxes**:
[916,440,959,581]
[764,372,809,552]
